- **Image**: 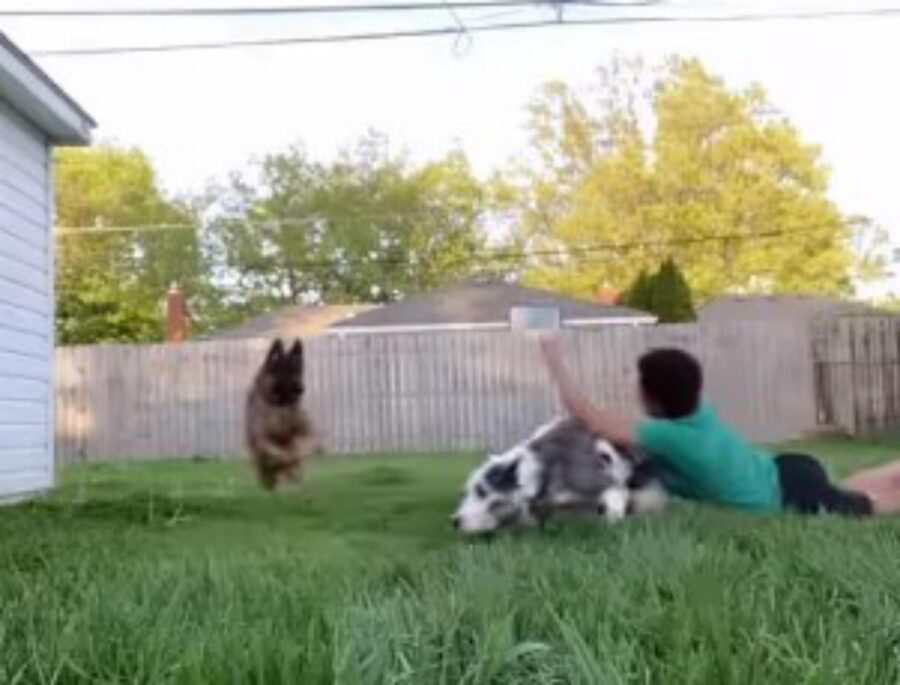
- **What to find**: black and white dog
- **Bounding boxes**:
[453,417,667,535]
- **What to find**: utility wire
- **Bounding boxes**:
[0,0,656,17]
[30,7,900,56]
[53,214,859,238]
[54,222,854,297]
[55,224,851,274]
[441,0,475,55]
[54,210,499,235]
[56,223,202,236]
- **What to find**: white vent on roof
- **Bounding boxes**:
[510,306,560,333]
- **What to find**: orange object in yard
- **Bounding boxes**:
[165,283,190,342]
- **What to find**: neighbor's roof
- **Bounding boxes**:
[699,294,883,323]
[330,281,652,330]
[204,304,372,341]
[0,33,95,144]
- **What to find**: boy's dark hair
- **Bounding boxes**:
[638,348,702,418]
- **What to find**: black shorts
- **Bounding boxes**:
[775,453,873,516]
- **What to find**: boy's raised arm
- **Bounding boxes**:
[539,337,636,445]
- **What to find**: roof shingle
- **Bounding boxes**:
[330,281,651,330]
[204,305,370,340]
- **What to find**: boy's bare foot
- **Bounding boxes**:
[845,459,900,514]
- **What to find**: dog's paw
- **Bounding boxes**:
[627,483,668,515]
[599,488,629,522]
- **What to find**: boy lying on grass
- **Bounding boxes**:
[540,338,900,516]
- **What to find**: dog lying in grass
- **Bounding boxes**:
[246,338,321,490]
[453,416,667,535]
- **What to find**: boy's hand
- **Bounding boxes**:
[537,334,636,445]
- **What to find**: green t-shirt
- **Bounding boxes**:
[636,402,782,511]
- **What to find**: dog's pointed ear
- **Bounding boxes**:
[287,339,304,373]
[265,339,285,366]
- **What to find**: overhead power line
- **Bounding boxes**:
[55,224,850,272]
[414,227,848,273]
[31,7,900,56]
[56,223,200,236]
[0,0,654,16]
[54,215,859,238]
[54,210,491,235]
[54,222,855,295]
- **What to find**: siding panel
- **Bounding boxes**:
[0,251,46,293]
[0,466,52,498]
[0,325,49,356]
[0,449,50,473]
[0,270,50,314]
[0,201,47,250]
[0,377,47,402]
[0,350,49,380]
[0,224,45,269]
[0,399,47,425]
[0,99,48,161]
[0,424,46,449]
[0,182,46,226]
[0,103,52,501]
[0,160,45,205]
[0,143,45,184]
[0,302,48,338]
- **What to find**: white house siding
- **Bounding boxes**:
[0,97,53,500]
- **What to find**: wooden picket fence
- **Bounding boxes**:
[55,321,819,462]
[814,316,900,437]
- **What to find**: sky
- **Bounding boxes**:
[4,0,900,293]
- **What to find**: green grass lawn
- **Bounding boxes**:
[4,439,900,684]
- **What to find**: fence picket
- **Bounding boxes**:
[55,322,827,460]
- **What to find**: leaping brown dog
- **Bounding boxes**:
[246,338,320,490]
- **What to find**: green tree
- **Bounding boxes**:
[55,144,212,344]
[650,258,696,323]
[622,269,654,311]
[507,56,882,301]
[621,260,695,321]
[207,132,486,319]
